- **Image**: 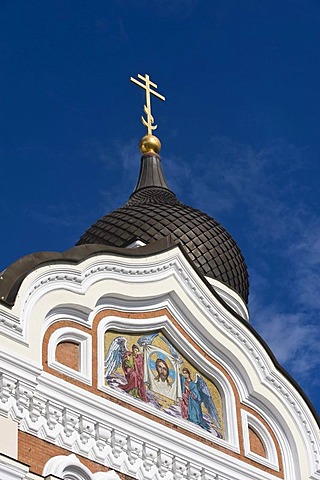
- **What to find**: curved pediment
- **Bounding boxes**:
[0,245,318,479]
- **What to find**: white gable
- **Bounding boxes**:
[0,245,319,480]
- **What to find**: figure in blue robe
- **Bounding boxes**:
[180,368,210,431]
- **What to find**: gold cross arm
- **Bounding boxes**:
[130,73,165,135]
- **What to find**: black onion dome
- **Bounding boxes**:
[77,153,249,303]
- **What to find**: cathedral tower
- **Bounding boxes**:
[0,74,319,480]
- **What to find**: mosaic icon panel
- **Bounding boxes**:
[104,330,224,438]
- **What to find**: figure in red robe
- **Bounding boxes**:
[119,344,147,402]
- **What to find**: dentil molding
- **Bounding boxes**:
[0,367,283,480]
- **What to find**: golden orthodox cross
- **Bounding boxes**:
[130,73,165,135]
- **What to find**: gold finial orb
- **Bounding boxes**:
[139,134,161,154]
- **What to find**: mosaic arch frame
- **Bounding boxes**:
[97,313,239,448]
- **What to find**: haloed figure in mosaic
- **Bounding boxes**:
[155,358,170,383]
[152,357,173,398]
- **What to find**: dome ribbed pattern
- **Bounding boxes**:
[77,166,249,303]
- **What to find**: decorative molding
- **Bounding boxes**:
[44,306,92,334]
[214,313,320,477]
[205,277,249,321]
[43,454,120,480]
[0,311,25,343]
[0,453,120,480]
[48,327,92,385]
[0,455,29,480]
[0,248,319,478]
[0,370,282,480]
[241,410,279,471]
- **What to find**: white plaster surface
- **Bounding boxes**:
[0,247,319,479]
[0,417,18,459]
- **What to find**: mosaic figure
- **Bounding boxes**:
[104,330,223,438]
[180,368,221,431]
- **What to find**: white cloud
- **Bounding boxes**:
[250,294,319,374]
[171,136,320,387]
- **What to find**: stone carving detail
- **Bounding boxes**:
[0,374,241,480]
[0,256,318,467]
[43,453,121,480]
[0,254,319,478]
[0,373,16,405]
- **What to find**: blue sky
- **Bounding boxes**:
[1,1,319,416]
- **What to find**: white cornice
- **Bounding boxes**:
[43,454,121,480]
[0,453,120,480]
[0,369,283,480]
[205,276,249,321]
[0,455,29,480]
